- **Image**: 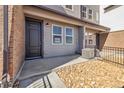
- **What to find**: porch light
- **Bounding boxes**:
[46,22,49,25]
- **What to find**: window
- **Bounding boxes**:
[89,39,93,44]
[88,9,93,20]
[81,6,87,18]
[52,25,63,44]
[65,27,73,44]
[65,5,73,10]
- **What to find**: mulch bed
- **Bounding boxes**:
[56,60,124,88]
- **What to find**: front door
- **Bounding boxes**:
[25,19,42,59]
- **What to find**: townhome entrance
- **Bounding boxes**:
[25,18,42,59]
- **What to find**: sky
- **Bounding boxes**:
[100,5,124,31]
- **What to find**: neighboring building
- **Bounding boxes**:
[100,5,124,31]
[0,5,109,83]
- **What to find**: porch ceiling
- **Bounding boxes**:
[23,5,110,32]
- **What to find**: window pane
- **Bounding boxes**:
[89,9,92,14]
[82,12,86,18]
[53,26,62,34]
[81,6,87,18]
[66,28,72,35]
[66,36,72,43]
[88,15,92,19]
[82,6,86,12]
[53,35,62,44]
[88,9,93,19]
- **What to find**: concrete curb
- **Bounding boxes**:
[48,72,66,88]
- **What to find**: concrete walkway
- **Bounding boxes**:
[19,54,89,80]
[18,54,89,88]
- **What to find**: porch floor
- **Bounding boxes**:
[18,54,89,80]
[18,54,90,88]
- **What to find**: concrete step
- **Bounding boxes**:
[47,72,66,88]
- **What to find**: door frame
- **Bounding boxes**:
[25,17,44,59]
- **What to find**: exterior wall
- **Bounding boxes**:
[100,31,124,49]
[100,5,124,31]
[8,5,25,79]
[0,5,3,80]
[41,5,100,24]
[42,5,80,19]
[8,5,14,80]
[81,5,100,24]
[62,5,80,18]
[24,6,107,32]
[0,5,14,80]
[43,19,79,57]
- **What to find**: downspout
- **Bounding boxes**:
[2,5,9,88]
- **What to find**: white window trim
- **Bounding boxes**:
[95,12,99,22]
[82,6,94,21]
[88,9,93,20]
[64,5,74,11]
[82,6,87,19]
[65,27,74,45]
[52,24,63,45]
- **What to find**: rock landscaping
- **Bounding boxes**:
[57,60,124,88]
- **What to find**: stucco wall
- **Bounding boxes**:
[100,31,124,49]
[0,5,3,80]
[42,5,80,19]
[43,19,79,57]
[62,5,80,18]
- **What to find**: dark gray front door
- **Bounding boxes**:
[26,20,42,59]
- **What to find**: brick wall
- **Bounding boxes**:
[8,5,25,79]
[100,31,124,49]
[0,5,25,81]
[0,6,3,80]
[7,5,14,80]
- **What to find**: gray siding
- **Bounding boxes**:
[43,19,79,58]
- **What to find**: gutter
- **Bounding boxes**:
[2,5,9,88]
[104,5,115,10]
